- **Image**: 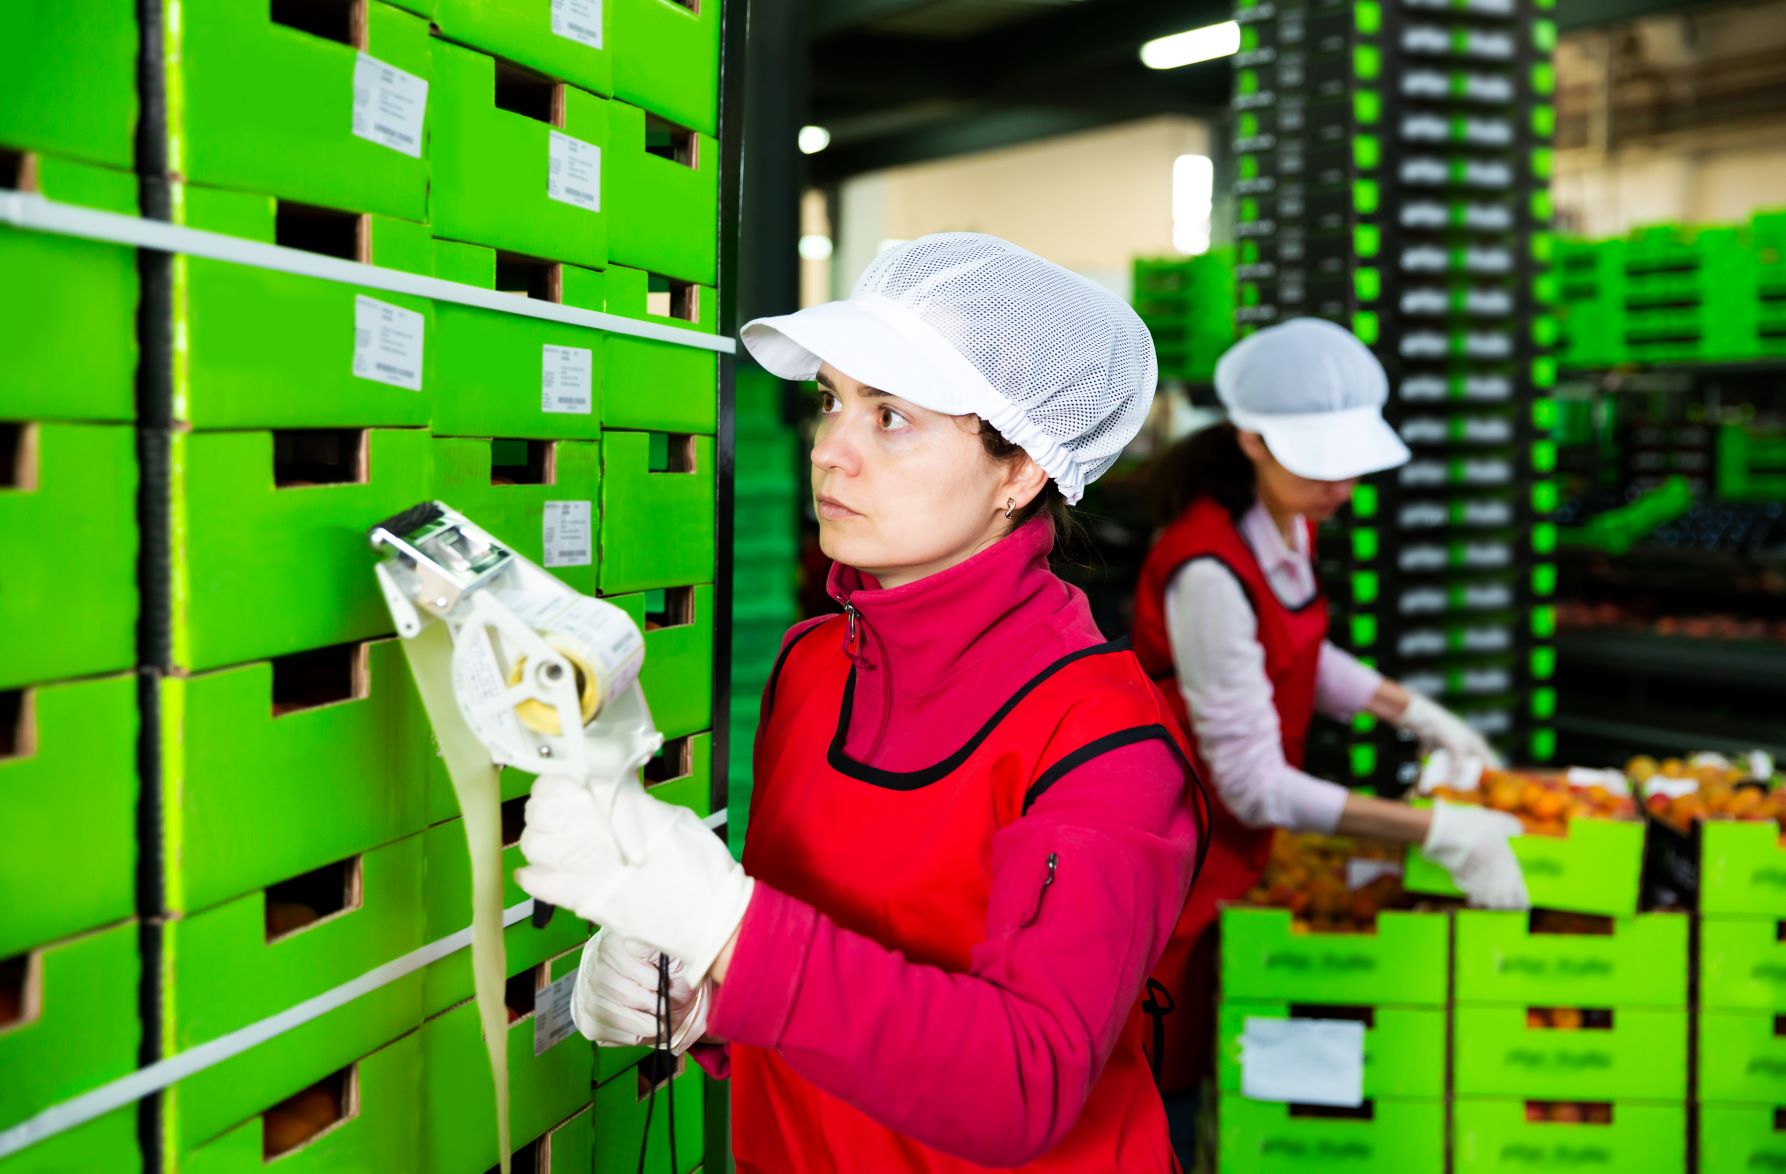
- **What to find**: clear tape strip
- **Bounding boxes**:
[0,192,736,354]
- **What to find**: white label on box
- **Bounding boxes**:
[548,131,602,212]
[551,0,605,50]
[533,968,580,1056]
[542,345,594,414]
[543,501,593,568]
[351,53,428,158]
[1240,1017,1366,1107]
[352,296,424,391]
[1346,858,1403,891]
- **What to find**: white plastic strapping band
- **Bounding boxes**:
[0,192,735,355]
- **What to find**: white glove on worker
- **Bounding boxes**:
[572,929,711,1055]
[1396,694,1504,771]
[1423,801,1529,909]
[516,776,753,985]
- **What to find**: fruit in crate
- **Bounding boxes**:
[1242,832,1415,933]
[1630,751,1785,833]
[1427,766,1637,836]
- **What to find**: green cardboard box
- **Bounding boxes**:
[166,0,431,219]
[0,423,137,688]
[431,39,611,269]
[0,1111,140,1174]
[1452,1004,1687,1100]
[1219,908,1450,1006]
[536,1103,596,1174]
[420,818,593,1018]
[0,675,136,959]
[1451,1099,1686,1173]
[0,154,137,421]
[419,948,595,1172]
[1702,821,1786,917]
[612,587,716,740]
[1699,1103,1786,1174]
[170,427,434,671]
[430,241,607,440]
[172,1029,423,1173]
[594,1059,705,1174]
[1407,811,1642,917]
[171,184,434,430]
[0,922,140,1160]
[1453,910,1687,1006]
[0,2,138,167]
[598,432,716,593]
[159,639,433,916]
[607,100,718,286]
[433,437,602,596]
[1217,1095,1443,1172]
[1700,916,1786,1011]
[603,265,719,434]
[1699,1008,1786,1101]
[613,0,722,137]
[1217,1002,1445,1100]
[433,0,614,101]
[159,834,427,1153]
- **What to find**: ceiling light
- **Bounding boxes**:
[799,234,834,261]
[798,125,832,155]
[1140,20,1241,70]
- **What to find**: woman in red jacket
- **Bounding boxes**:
[1132,318,1529,1107]
[518,234,1208,1171]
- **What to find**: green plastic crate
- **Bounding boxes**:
[0,423,137,689]
[1216,1002,1444,1100]
[0,675,136,959]
[1452,910,1688,1006]
[1452,1100,1686,1174]
[613,0,722,138]
[158,640,433,916]
[169,427,434,672]
[433,437,602,596]
[1699,1008,1786,1102]
[1405,807,1643,917]
[604,266,719,434]
[171,184,435,430]
[1219,908,1450,1006]
[598,431,716,593]
[1701,821,1786,917]
[167,0,431,220]
[1700,1104,1786,1174]
[159,834,427,1154]
[0,154,138,422]
[429,241,606,441]
[0,2,138,168]
[607,102,719,286]
[431,39,611,269]
[1700,916,1786,1011]
[0,921,141,1168]
[1452,1004,1687,1100]
[1217,1095,1443,1172]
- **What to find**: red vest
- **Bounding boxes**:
[733,617,1189,1173]
[1130,496,1329,1091]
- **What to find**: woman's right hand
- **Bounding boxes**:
[572,928,711,1055]
[1421,801,1529,909]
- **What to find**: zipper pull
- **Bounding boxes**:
[842,600,859,652]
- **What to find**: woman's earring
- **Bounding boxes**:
[1004,497,1016,520]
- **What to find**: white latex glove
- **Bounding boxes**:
[1397,694,1504,770]
[571,929,710,1055]
[516,775,753,984]
[1423,800,1530,909]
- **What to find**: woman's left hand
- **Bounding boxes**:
[516,774,754,986]
[1395,693,1503,769]
[572,928,712,1053]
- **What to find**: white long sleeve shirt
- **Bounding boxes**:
[1163,500,1383,833]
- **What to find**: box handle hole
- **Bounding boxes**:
[271,642,368,717]
[273,429,369,488]
[261,1064,356,1160]
[265,856,362,942]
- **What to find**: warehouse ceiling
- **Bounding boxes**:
[802,0,1736,182]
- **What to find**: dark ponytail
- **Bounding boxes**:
[1148,421,1255,525]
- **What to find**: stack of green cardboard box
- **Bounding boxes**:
[1131,251,1237,385]
[0,5,146,1171]
[2,2,725,1170]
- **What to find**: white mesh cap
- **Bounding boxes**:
[740,232,1158,504]
[1214,317,1411,481]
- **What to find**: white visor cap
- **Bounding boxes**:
[739,232,1158,505]
[1214,317,1411,481]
